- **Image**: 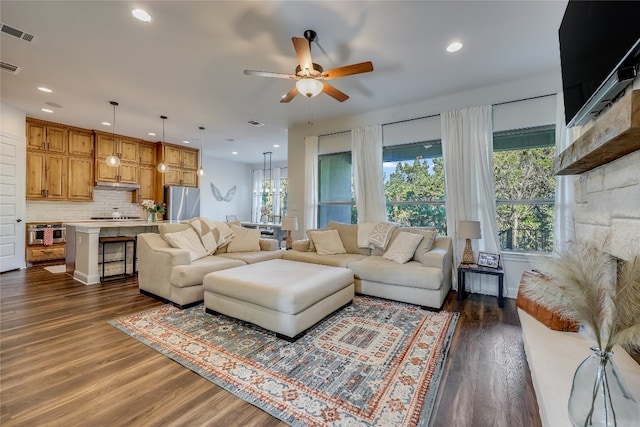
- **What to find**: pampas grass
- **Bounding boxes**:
[522,241,640,353]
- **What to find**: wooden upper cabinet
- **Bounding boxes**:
[181,149,198,170]
[26,152,66,200]
[68,129,94,157]
[181,170,198,187]
[139,143,157,165]
[95,160,118,182]
[68,157,93,201]
[26,119,68,153]
[118,163,138,184]
[164,145,183,167]
[95,134,117,158]
[164,169,183,186]
[95,132,138,162]
[119,138,139,163]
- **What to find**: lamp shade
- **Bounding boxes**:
[295,78,323,98]
[458,220,481,239]
[281,215,298,231]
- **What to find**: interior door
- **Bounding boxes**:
[0,133,26,272]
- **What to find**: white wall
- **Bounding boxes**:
[287,70,562,298]
[1,103,26,138]
[199,154,252,221]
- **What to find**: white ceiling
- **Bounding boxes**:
[0,1,567,164]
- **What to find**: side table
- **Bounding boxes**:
[457,263,505,307]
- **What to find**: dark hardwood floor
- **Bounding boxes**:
[0,266,540,427]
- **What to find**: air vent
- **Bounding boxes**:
[0,61,20,74]
[0,22,36,43]
[248,120,265,127]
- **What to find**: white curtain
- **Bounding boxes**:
[554,92,575,252]
[442,105,500,293]
[252,169,264,223]
[304,135,318,230]
[352,125,387,223]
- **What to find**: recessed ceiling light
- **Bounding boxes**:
[41,108,53,113]
[183,140,190,144]
[38,86,52,93]
[132,9,151,23]
[148,132,156,136]
[102,121,111,126]
[232,151,238,155]
[273,144,280,148]
[446,41,463,53]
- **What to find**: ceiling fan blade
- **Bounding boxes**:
[244,70,296,79]
[292,37,313,73]
[322,61,374,80]
[322,82,349,102]
[279,86,299,103]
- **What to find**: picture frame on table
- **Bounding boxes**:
[477,251,500,268]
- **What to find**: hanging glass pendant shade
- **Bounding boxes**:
[157,115,169,173]
[197,126,206,177]
[105,101,121,167]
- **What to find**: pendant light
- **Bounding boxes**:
[197,126,206,177]
[105,101,121,167]
[157,115,169,173]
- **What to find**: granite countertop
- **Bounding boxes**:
[63,220,172,228]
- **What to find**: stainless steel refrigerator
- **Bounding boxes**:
[164,186,200,221]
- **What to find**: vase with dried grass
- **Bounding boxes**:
[522,241,640,427]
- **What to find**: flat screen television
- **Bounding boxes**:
[559,1,640,127]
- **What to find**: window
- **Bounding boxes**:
[493,125,556,252]
[384,140,446,233]
[318,152,355,227]
[252,168,287,223]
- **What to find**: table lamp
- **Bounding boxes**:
[281,215,298,250]
[458,220,481,264]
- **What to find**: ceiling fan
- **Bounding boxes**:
[244,30,374,103]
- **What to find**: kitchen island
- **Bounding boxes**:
[64,220,166,285]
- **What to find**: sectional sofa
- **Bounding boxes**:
[136,218,453,310]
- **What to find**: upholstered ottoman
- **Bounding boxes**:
[203,259,354,340]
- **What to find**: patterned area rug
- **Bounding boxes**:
[110,296,458,426]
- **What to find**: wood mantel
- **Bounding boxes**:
[555,89,640,175]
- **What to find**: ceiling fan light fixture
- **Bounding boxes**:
[296,78,323,98]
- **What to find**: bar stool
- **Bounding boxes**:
[99,236,136,282]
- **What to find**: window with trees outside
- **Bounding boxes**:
[318,152,355,227]
[384,141,446,233]
[494,125,555,252]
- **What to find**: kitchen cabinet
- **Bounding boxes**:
[156,142,199,189]
[26,244,66,262]
[95,160,138,184]
[68,128,94,157]
[136,165,156,202]
[26,152,67,200]
[139,142,157,165]
[26,119,68,153]
[95,133,139,163]
[67,156,94,201]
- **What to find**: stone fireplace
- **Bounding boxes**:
[556,84,640,262]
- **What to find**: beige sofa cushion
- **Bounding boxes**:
[309,229,346,255]
[348,256,444,290]
[227,225,261,253]
[170,256,245,288]
[327,221,369,255]
[372,227,437,261]
[383,231,424,264]
[282,250,366,268]
[217,250,283,264]
[163,228,208,261]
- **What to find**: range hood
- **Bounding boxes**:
[94,181,140,191]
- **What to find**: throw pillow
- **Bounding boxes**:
[410,228,438,264]
[227,225,261,253]
[310,229,347,255]
[162,228,208,262]
[382,231,424,264]
[211,220,235,247]
[305,227,329,252]
[186,217,218,254]
[369,222,397,250]
[327,221,366,254]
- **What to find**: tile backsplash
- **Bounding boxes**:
[26,190,147,222]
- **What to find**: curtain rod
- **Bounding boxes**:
[318,92,556,137]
